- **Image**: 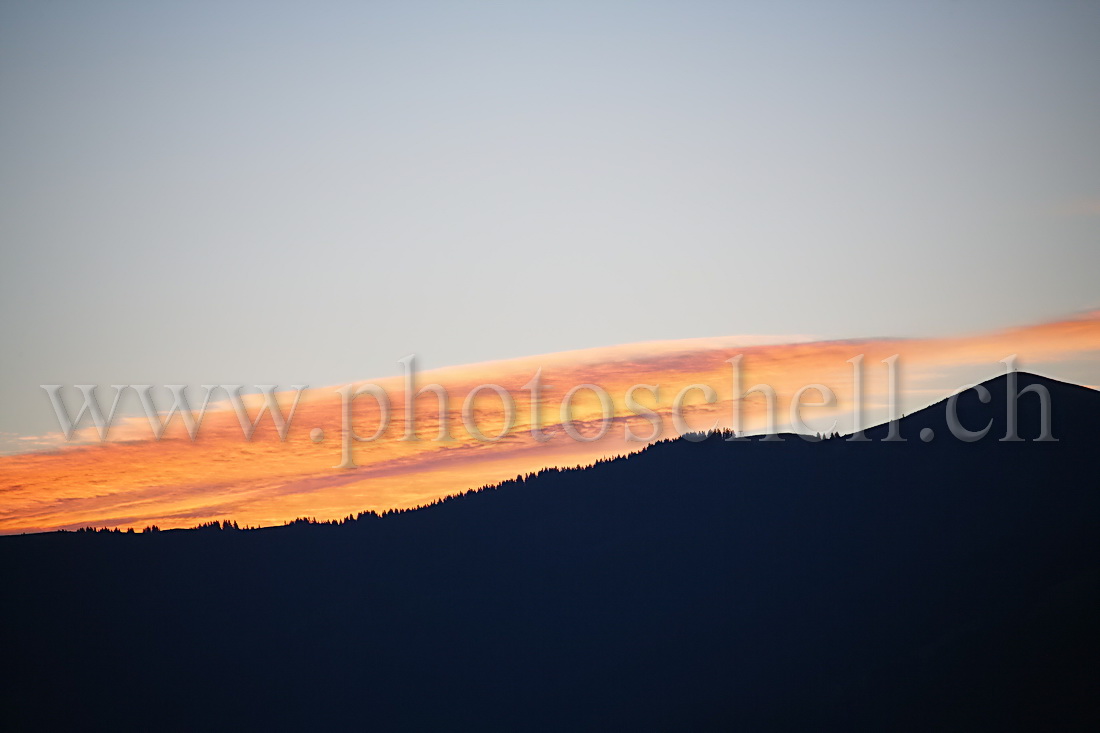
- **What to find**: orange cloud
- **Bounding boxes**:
[1,314,1098,533]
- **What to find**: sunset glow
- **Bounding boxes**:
[1,312,1096,533]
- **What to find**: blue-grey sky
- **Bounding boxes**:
[1,0,1098,445]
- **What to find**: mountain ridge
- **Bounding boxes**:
[1,370,1097,730]
[5,370,1093,538]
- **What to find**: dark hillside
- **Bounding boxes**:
[1,373,1097,730]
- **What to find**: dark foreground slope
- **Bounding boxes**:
[2,373,1098,731]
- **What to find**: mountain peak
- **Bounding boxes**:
[863,370,1098,443]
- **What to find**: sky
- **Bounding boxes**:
[1,2,1098,523]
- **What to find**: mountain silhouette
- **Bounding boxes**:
[1,372,1097,731]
